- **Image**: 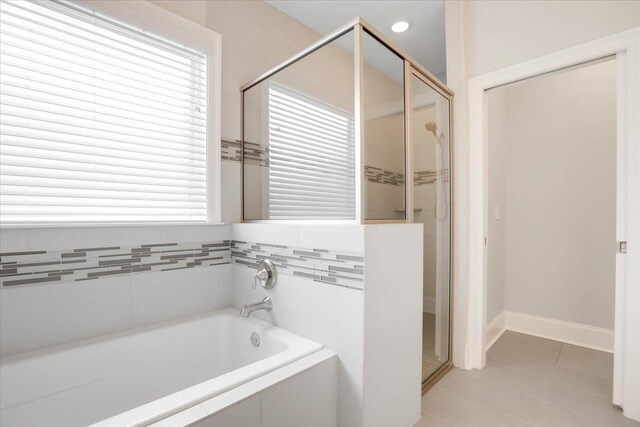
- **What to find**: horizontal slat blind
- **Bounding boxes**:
[0,0,208,224]
[268,84,355,219]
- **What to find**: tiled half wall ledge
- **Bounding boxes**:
[1,239,364,290]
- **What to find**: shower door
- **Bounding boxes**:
[409,69,453,389]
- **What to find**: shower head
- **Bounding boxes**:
[425,122,437,136]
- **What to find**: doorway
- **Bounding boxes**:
[485,54,617,381]
[465,27,640,420]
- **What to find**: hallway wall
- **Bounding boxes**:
[486,59,617,330]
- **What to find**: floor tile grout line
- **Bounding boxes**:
[553,342,565,367]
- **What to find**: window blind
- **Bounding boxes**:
[0,0,208,224]
[268,84,355,220]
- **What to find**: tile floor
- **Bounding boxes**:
[416,331,640,427]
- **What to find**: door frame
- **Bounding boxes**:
[466,27,640,419]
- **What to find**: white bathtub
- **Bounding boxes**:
[0,308,323,427]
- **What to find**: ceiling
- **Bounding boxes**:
[266,0,447,80]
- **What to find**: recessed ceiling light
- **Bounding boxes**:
[391,21,410,33]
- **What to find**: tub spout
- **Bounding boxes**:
[239,297,273,317]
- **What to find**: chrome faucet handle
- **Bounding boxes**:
[252,269,268,289]
[252,259,277,290]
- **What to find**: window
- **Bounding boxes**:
[267,84,355,219]
[0,0,211,224]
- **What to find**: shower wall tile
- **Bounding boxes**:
[364,165,405,186]
[221,138,242,162]
[415,169,450,186]
[414,170,437,186]
[243,142,269,167]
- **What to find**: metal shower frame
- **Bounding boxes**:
[239,17,454,226]
[239,16,456,392]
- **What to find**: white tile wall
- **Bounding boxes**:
[232,267,364,360]
[336,353,364,427]
[0,225,233,357]
[230,223,365,426]
[191,354,337,427]
[0,276,131,357]
[363,224,423,427]
[196,395,261,427]
[363,314,422,427]
[231,223,300,248]
[130,265,232,328]
[298,225,365,254]
[364,224,423,266]
[2,224,230,253]
[261,358,337,427]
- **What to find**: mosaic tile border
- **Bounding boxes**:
[364,165,405,186]
[415,169,450,186]
[230,240,364,291]
[0,239,365,290]
[243,141,269,167]
[221,138,241,162]
[223,139,447,188]
[221,138,269,167]
[363,167,451,187]
[414,170,437,186]
[0,241,230,288]
[224,138,449,186]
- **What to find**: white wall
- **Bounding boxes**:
[466,0,640,77]
[486,89,507,325]
[487,59,617,330]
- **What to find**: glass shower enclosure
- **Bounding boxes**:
[240,18,453,391]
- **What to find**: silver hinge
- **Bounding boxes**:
[618,241,627,254]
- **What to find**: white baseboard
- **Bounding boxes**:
[503,311,614,353]
[423,296,436,314]
[485,312,506,351]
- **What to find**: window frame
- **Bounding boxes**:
[0,0,222,228]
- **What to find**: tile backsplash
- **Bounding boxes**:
[231,240,364,290]
[1,235,364,290]
[0,241,231,287]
